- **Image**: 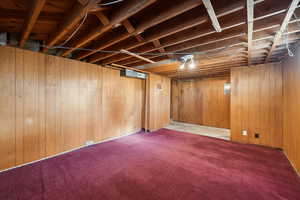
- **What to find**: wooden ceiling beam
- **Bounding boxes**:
[127,55,170,67]
[76,19,139,60]
[165,32,246,53]
[120,49,155,63]
[43,0,100,52]
[122,47,246,66]
[202,0,221,32]
[75,0,202,60]
[247,0,254,65]
[122,19,135,33]
[152,39,166,53]
[121,35,246,65]
[162,61,247,75]
[88,0,251,63]
[265,0,300,62]
[150,62,242,75]
[109,63,150,74]
[95,11,110,25]
[60,0,157,57]
[20,0,46,47]
[90,1,271,64]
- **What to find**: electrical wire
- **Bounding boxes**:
[40,43,234,56]
[284,27,294,57]
[99,0,124,6]
[58,12,88,47]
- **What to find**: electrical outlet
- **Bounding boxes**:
[85,140,94,146]
[242,130,248,136]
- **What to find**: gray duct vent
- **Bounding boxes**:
[0,33,7,46]
[120,69,147,79]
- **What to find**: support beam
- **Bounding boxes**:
[60,0,157,57]
[152,39,166,53]
[202,0,222,32]
[74,0,203,59]
[110,63,150,74]
[247,0,254,65]
[265,0,300,62]
[95,11,110,25]
[89,0,265,64]
[122,19,144,42]
[102,30,246,65]
[76,19,137,60]
[43,0,100,52]
[122,19,135,33]
[120,49,156,63]
[20,0,46,47]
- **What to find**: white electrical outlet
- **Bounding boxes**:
[242,130,248,136]
[85,141,94,146]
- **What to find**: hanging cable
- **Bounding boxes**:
[40,43,235,56]
[57,12,88,47]
[284,26,294,57]
[99,0,124,6]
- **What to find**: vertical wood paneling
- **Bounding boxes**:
[147,74,171,131]
[15,48,24,165]
[171,80,179,121]
[0,46,145,170]
[171,77,230,129]
[0,46,16,169]
[230,63,283,148]
[17,49,46,163]
[45,55,62,156]
[102,68,144,139]
[282,55,300,174]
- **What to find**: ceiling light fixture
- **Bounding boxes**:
[179,54,195,70]
[189,60,196,69]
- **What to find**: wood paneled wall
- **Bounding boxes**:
[0,46,145,170]
[145,73,171,131]
[230,63,283,148]
[171,77,230,129]
[282,54,300,174]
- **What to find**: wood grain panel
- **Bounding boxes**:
[171,80,179,121]
[0,46,145,170]
[102,68,144,139]
[146,73,171,131]
[282,54,300,174]
[171,77,230,129]
[230,63,283,148]
[0,46,16,169]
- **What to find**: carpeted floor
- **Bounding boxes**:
[0,128,300,200]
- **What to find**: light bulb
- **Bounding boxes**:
[189,60,196,69]
[179,63,185,70]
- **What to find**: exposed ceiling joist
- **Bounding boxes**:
[108,7,290,66]
[43,0,100,52]
[152,39,167,54]
[265,0,300,62]
[247,0,254,65]
[89,0,266,64]
[202,0,222,32]
[95,11,110,25]
[75,0,203,60]
[20,0,46,47]
[122,19,144,42]
[110,63,150,74]
[120,49,156,63]
[122,19,135,33]
[60,0,157,57]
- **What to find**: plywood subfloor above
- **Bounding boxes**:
[166,121,230,140]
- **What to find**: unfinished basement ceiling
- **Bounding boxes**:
[0,0,300,78]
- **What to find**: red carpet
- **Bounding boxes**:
[0,128,299,200]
